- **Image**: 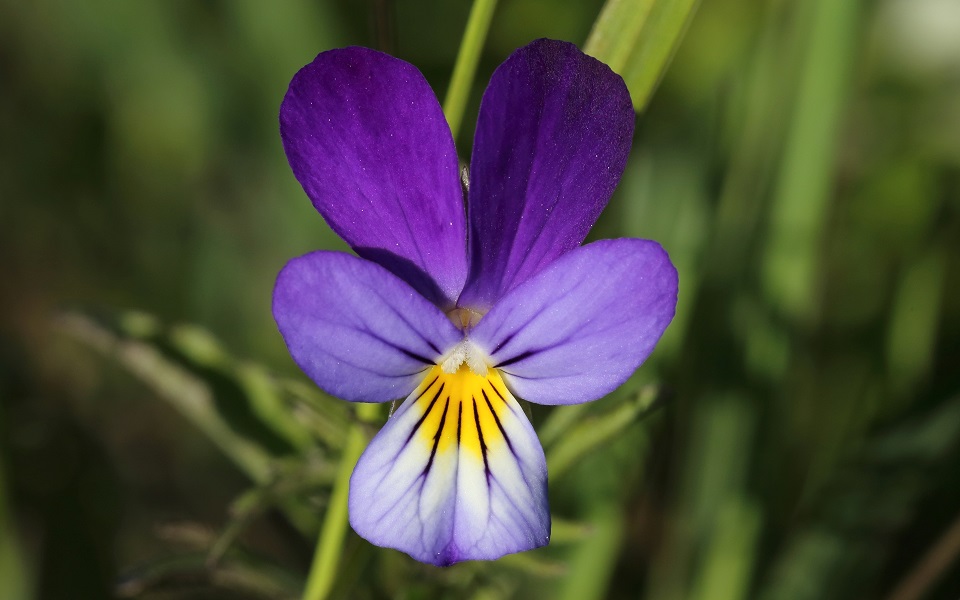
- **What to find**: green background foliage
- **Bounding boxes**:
[2,0,959,599]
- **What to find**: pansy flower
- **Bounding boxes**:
[274,38,678,566]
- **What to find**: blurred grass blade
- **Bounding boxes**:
[648,394,755,600]
[706,0,806,285]
[759,394,960,600]
[208,460,338,567]
[759,529,845,600]
[281,379,350,449]
[0,453,30,600]
[158,319,334,454]
[66,310,349,452]
[495,552,568,578]
[689,497,762,600]
[538,403,589,449]
[550,517,595,544]
[761,0,860,322]
[235,362,315,452]
[584,0,701,112]
[867,393,960,463]
[546,386,661,480]
[558,506,625,600]
[886,244,945,396]
[208,488,270,568]
[116,551,301,600]
[58,312,276,484]
[55,311,319,536]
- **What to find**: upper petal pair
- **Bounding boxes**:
[279,39,635,309]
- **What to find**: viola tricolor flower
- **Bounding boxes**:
[274,38,678,566]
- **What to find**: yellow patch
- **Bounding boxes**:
[412,365,514,460]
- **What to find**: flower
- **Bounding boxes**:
[273,38,678,566]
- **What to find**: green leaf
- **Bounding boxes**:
[584,0,702,112]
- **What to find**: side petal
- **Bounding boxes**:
[272,251,462,402]
[458,39,635,309]
[281,47,467,308]
[471,239,678,405]
[349,366,550,565]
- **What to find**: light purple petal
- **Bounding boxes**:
[281,47,467,308]
[457,39,635,309]
[470,239,678,405]
[350,367,550,565]
[272,251,462,402]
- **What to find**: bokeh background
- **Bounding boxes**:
[2,0,960,599]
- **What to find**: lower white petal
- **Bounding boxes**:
[348,366,550,565]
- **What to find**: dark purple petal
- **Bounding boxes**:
[470,239,677,405]
[281,47,467,308]
[458,39,635,309]
[350,367,549,565]
[272,251,462,402]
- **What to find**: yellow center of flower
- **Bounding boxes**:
[410,364,514,461]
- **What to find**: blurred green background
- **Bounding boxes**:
[2,0,959,599]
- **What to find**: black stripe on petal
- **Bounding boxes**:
[456,401,463,448]
[494,349,538,369]
[491,330,518,354]
[405,381,444,445]
[396,346,436,365]
[472,398,491,484]
[482,389,516,457]
[487,380,523,418]
[423,396,450,476]
[488,382,507,403]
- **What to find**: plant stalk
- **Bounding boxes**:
[443,0,498,139]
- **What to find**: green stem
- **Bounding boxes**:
[301,403,379,600]
[442,0,498,139]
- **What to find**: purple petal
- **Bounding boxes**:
[281,47,467,308]
[470,239,678,405]
[272,251,462,402]
[457,39,635,309]
[349,366,550,565]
